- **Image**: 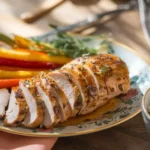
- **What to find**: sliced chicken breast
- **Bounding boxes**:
[36,72,61,128]
[4,88,28,126]
[76,64,99,114]
[49,71,81,117]
[19,79,45,128]
[81,54,129,114]
[42,74,72,121]
[0,89,10,119]
[60,67,88,114]
[5,54,130,128]
[62,56,100,114]
[63,54,129,114]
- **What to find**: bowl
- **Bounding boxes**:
[142,88,150,132]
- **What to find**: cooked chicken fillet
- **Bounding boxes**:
[36,72,61,128]
[60,68,89,114]
[62,54,129,114]
[42,74,72,121]
[4,88,28,126]
[5,54,130,128]
[50,71,81,117]
[0,89,10,119]
[19,79,45,128]
[76,64,99,114]
[62,57,100,114]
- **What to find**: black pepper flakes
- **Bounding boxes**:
[15,89,24,99]
[118,84,123,91]
[110,87,115,92]
[75,94,83,109]
[86,85,97,96]
[54,105,61,115]
[63,72,72,83]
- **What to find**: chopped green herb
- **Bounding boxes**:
[94,65,112,76]
[0,32,114,59]
[101,65,111,73]
[75,93,83,109]
[50,33,97,58]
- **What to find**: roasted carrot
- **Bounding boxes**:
[0,48,72,64]
[0,79,20,88]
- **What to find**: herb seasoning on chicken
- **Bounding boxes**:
[4,54,130,128]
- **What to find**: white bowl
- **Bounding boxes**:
[142,88,150,132]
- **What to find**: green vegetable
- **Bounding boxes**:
[0,32,115,59]
[0,33,15,46]
[50,33,97,58]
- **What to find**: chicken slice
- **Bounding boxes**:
[36,72,61,128]
[0,89,10,119]
[49,71,81,117]
[19,79,45,128]
[4,88,28,126]
[76,64,99,114]
[42,74,72,121]
[60,67,88,114]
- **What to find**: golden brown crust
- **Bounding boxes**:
[88,54,130,94]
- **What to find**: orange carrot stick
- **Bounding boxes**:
[0,79,20,88]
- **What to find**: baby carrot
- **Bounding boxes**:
[0,79,20,88]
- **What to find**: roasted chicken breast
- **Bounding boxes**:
[4,54,130,128]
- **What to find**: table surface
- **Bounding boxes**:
[0,0,150,150]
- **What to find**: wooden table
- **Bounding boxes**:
[0,0,150,149]
[53,114,150,150]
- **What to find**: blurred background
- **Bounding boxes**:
[0,0,149,59]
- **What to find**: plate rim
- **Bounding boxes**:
[0,39,149,137]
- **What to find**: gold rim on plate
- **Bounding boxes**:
[0,39,149,137]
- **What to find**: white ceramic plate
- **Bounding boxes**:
[0,36,150,137]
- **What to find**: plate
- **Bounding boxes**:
[0,36,150,137]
